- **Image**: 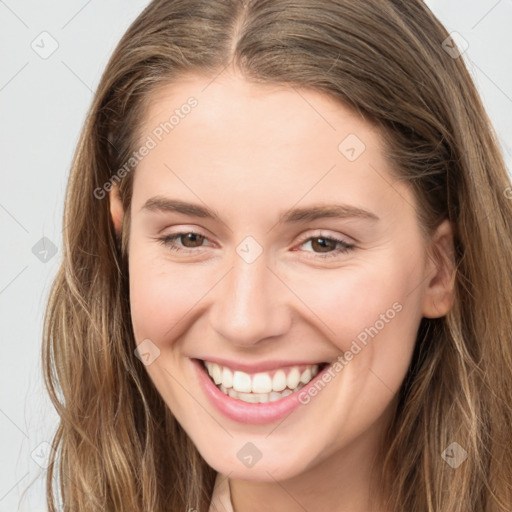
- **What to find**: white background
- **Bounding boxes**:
[1,1,511,510]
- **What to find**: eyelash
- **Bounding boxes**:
[156,231,354,259]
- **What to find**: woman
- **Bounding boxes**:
[42,0,512,511]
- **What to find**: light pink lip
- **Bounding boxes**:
[195,356,328,374]
[192,358,330,425]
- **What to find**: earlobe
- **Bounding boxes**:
[109,185,124,237]
[422,219,456,318]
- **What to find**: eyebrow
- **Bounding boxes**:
[140,196,379,223]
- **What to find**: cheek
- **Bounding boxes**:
[290,255,424,385]
[296,257,418,331]
[128,247,215,344]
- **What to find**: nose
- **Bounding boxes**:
[208,249,292,347]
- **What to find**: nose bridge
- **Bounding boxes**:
[209,247,290,346]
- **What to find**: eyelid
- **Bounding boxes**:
[160,225,217,243]
[294,230,354,247]
[158,224,213,237]
[159,227,353,246]
[161,230,216,249]
[157,227,356,260]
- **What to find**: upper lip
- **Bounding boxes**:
[195,357,329,374]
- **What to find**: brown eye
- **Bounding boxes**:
[157,231,212,254]
[310,237,337,253]
[180,232,205,248]
[297,234,354,259]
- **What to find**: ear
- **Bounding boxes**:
[421,219,456,318]
[109,185,124,237]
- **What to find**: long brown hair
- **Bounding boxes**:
[42,0,512,510]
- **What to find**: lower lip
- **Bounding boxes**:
[192,358,329,425]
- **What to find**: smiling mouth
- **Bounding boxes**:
[200,360,329,404]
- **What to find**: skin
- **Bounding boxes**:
[109,70,455,512]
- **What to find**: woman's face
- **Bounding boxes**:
[111,71,452,482]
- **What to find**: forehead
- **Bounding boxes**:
[131,72,410,227]
[139,71,382,154]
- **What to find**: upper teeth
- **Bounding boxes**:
[204,361,320,393]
